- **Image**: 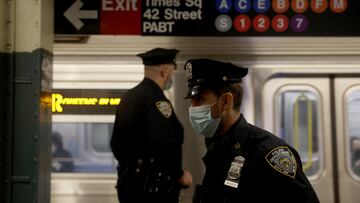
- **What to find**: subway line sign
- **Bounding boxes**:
[52,89,125,115]
[55,0,360,36]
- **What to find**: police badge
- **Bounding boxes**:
[265,146,297,178]
[185,62,193,80]
[224,156,245,188]
[156,101,172,118]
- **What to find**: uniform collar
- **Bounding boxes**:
[205,114,250,154]
[142,77,163,93]
[232,114,250,154]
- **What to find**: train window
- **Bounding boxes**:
[274,86,322,178]
[90,123,113,153]
[52,122,117,173]
[345,88,360,178]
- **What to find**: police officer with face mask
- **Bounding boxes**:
[111,48,192,203]
[183,59,320,203]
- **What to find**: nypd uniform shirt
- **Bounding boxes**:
[199,114,320,203]
[111,78,184,182]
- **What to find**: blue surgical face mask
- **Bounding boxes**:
[164,65,175,91]
[189,103,221,138]
[164,76,173,90]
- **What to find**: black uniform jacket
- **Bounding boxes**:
[199,114,320,203]
[111,78,184,183]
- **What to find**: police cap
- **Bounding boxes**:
[184,59,248,98]
[137,48,180,66]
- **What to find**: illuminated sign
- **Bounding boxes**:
[55,0,360,36]
[52,89,126,114]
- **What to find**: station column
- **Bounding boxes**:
[1,0,53,203]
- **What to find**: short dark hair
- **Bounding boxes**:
[53,132,63,149]
[212,83,243,111]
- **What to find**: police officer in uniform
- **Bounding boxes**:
[183,59,320,203]
[111,48,192,203]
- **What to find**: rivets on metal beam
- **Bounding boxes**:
[5,43,12,51]
[6,20,12,27]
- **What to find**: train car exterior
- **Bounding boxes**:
[2,1,360,203]
[51,36,360,203]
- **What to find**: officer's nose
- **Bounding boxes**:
[190,98,201,107]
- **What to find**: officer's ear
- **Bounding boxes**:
[159,64,170,78]
[221,92,234,111]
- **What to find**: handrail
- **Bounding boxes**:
[293,92,313,172]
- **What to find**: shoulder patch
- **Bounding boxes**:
[156,101,172,118]
[265,146,297,178]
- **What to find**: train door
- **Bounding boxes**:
[263,77,333,202]
[334,78,360,203]
[262,76,360,203]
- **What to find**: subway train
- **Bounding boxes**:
[51,36,360,203]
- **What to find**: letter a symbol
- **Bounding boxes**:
[217,0,232,13]
[220,0,229,9]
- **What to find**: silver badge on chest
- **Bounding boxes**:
[224,156,245,188]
